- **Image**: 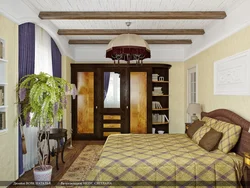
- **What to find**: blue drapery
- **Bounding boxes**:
[18,22,35,176]
[51,38,61,78]
[104,72,110,100]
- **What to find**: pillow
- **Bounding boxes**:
[201,116,218,127]
[187,120,205,138]
[211,120,241,153]
[199,128,223,151]
[192,125,211,144]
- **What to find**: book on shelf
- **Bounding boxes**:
[164,115,169,122]
[152,87,163,95]
[152,74,159,81]
[152,101,162,109]
[152,114,169,123]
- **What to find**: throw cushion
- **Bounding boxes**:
[187,120,205,138]
[201,116,218,127]
[192,125,211,144]
[211,120,241,153]
[199,128,223,151]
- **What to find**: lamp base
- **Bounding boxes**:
[191,115,198,123]
[67,145,74,150]
[67,137,74,150]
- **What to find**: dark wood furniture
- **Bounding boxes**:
[243,163,250,187]
[71,64,171,140]
[47,128,67,170]
[201,109,250,186]
[151,66,170,134]
[185,122,192,133]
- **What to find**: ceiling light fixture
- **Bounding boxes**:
[106,22,151,65]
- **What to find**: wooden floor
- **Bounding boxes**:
[10,140,105,187]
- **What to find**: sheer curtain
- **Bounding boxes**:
[104,72,120,108]
[22,25,56,172]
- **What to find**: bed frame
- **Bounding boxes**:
[201,109,250,157]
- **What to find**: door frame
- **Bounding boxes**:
[186,64,198,122]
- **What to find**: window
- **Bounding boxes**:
[187,65,198,120]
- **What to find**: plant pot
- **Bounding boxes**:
[33,165,52,186]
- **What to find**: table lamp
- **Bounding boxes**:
[187,103,202,122]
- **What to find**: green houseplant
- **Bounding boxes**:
[17,72,74,184]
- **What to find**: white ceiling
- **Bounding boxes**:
[23,0,246,41]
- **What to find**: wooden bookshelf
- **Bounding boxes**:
[152,122,169,125]
[152,81,169,83]
[152,94,169,97]
[152,108,169,111]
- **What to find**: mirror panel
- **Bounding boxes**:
[104,72,120,108]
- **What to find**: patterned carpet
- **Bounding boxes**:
[60,145,103,182]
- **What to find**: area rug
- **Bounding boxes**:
[60,145,103,182]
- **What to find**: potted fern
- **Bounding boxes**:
[17,72,74,185]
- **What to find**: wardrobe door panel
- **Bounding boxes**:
[130,72,147,133]
[77,72,94,134]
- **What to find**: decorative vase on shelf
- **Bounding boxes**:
[152,128,156,134]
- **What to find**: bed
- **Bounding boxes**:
[86,109,250,187]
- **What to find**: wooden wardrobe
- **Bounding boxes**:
[71,64,171,140]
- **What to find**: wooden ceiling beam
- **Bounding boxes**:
[39,11,226,20]
[58,29,205,35]
[68,39,192,44]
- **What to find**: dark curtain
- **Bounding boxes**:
[51,38,61,78]
[18,22,35,176]
[104,72,110,100]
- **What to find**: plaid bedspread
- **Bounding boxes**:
[86,134,243,187]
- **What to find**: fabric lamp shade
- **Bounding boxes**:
[187,103,202,115]
[106,34,151,62]
[244,153,250,167]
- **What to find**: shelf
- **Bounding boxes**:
[0,106,8,110]
[152,108,169,111]
[0,58,7,64]
[0,83,7,86]
[152,122,169,125]
[152,81,169,83]
[152,95,169,97]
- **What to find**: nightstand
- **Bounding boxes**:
[185,123,192,133]
[243,153,250,187]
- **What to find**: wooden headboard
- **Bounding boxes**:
[201,109,250,157]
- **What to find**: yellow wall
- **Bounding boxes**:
[168,62,185,133]
[0,15,19,182]
[185,25,250,122]
[62,56,73,138]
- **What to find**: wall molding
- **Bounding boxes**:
[214,49,250,95]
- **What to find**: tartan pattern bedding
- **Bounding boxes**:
[211,121,241,153]
[86,134,243,187]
